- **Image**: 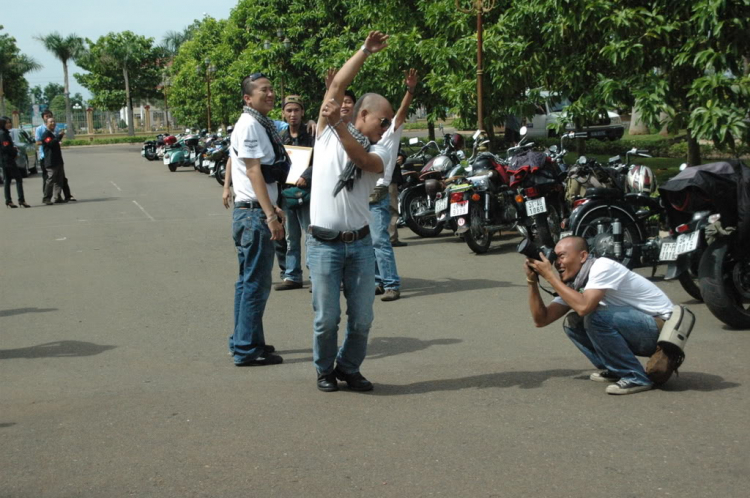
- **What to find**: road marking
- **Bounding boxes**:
[132,200,155,222]
[110,181,122,191]
[56,237,67,241]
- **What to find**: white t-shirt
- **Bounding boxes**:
[310,126,390,231]
[230,113,278,205]
[375,123,404,187]
[552,258,673,317]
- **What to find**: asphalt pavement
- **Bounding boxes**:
[1,145,748,497]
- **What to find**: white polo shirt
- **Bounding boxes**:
[310,126,390,231]
[375,122,404,187]
[553,258,674,317]
[229,113,278,205]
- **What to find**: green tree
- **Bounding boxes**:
[35,32,85,138]
[0,26,42,116]
[43,83,64,107]
[76,31,167,135]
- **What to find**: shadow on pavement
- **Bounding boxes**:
[659,371,740,392]
[0,341,116,360]
[372,368,586,396]
[0,307,57,318]
[64,197,120,204]
[280,337,462,365]
[0,423,16,429]
[400,276,523,299]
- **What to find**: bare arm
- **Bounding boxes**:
[394,69,418,130]
[525,261,570,327]
[322,98,383,173]
[241,158,285,241]
[317,31,389,136]
[222,157,233,209]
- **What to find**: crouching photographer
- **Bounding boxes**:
[522,236,675,395]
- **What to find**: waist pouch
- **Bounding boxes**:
[309,225,370,243]
[261,160,290,184]
[282,186,310,208]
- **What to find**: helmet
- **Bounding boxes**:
[450,133,465,150]
[164,135,177,146]
[627,165,657,194]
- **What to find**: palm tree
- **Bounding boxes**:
[35,32,84,139]
[161,30,192,57]
[0,53,42,116]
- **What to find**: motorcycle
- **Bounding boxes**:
[141,134,165,161]
[437,131,520,253]
[164,129,202,172]
[660,160,750,328]
[398,132,466,237]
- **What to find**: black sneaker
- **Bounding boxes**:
[317,372,339,392]
[274,280,303,291]
[228,344,274,356]
[589,370,619,383]
[234,353,283,367]
[333,367,373,392]
[606,380,653,395]
[375,285,385,295]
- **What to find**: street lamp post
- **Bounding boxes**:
[162,77,171,134]
[456,0,496,133]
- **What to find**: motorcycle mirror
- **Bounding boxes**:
[577,156,588,165]
[409,137,419,145]
[679,163,688,171]
[519,126,528,136]
[473,130,483,140]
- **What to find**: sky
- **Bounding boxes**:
[3,0,238,100]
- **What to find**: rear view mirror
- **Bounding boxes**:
[519,126,528,136]
[409,137,419,145]
[679,163,688,171]
[473,130,483,140]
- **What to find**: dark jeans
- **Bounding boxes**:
[2,166,25,204]
[43,164,67,202]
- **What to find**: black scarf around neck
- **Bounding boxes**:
[243,105,284,148]
[332,122,371,197]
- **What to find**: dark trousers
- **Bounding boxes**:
[2,166,25,204]
[43,164,66,202]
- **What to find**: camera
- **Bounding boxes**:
[517,238,557,262]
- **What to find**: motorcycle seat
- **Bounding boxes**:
[586,187,624,199]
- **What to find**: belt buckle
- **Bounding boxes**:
[340,231,356,243]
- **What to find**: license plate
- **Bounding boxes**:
[163,156,170,165]
[141,150,145,156]
[435,197,449,214]
[590,130,606,137]
[190,152,196,160]
[676,231,700,255]
[450,200,469,217]
[525,197,547,216]
[659,242,678,261]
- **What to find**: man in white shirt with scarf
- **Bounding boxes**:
[308,31,393,392]
[526,236,673,395]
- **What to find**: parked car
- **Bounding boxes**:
[525,91,625,141]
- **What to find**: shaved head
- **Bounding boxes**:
[554,236,590,283]
[558,236,588,253]
[353,93,389,118]
[352,93,393,143]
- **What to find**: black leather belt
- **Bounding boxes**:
[309,225,370,243]
[235,201,262,209]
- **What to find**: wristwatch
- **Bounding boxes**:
[360,45,372,56]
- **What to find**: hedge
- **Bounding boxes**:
[62,136,151,147]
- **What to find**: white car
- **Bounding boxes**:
[524,92,625,141]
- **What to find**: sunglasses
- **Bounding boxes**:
[379,117,392,129]
[248,72,268,82]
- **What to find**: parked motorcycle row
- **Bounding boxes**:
[397,126,750,329]
[140,127,233,186]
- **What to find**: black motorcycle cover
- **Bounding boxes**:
[507,150,559,187]
[659,160,750,246]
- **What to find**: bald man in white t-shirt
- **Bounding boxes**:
[308,31,393,393]
[526,236,674,395]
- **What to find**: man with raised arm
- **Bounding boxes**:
[308,31,393,392]
[369,69,419,302]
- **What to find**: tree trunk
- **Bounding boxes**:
[686,128,702,166]
[427,121,435,142]
[63,61,75,140]
[629,104,650,135]
[658,112,670,137]
[0,72,5,116]
[123,66,134,136]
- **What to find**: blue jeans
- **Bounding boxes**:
[307,233,375,375]
[369,196,400,290]
[229,208,275,363]
[282,204,310,283]
[563,305,659,385]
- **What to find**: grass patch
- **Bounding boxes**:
[62,136,150,147]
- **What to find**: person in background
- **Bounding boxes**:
[40,117,67,205]
[368,69,419,302]
[35,110,75,202]
[275,95,315,291]
[1,116,28,208]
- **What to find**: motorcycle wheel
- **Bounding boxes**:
[216,163,226,186]
[145,149,157,161]
[677,251,703,301]
[168,164,177,172]
[574,214,641,269]
[404,188,444,238]
[464,203,492,254]
[699,238,750,329]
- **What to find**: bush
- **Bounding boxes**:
[61,136,152,147]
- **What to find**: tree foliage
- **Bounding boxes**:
[0,25,42,115]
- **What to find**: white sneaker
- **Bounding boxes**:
[590,370,620,383]
[606,380,653,395]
